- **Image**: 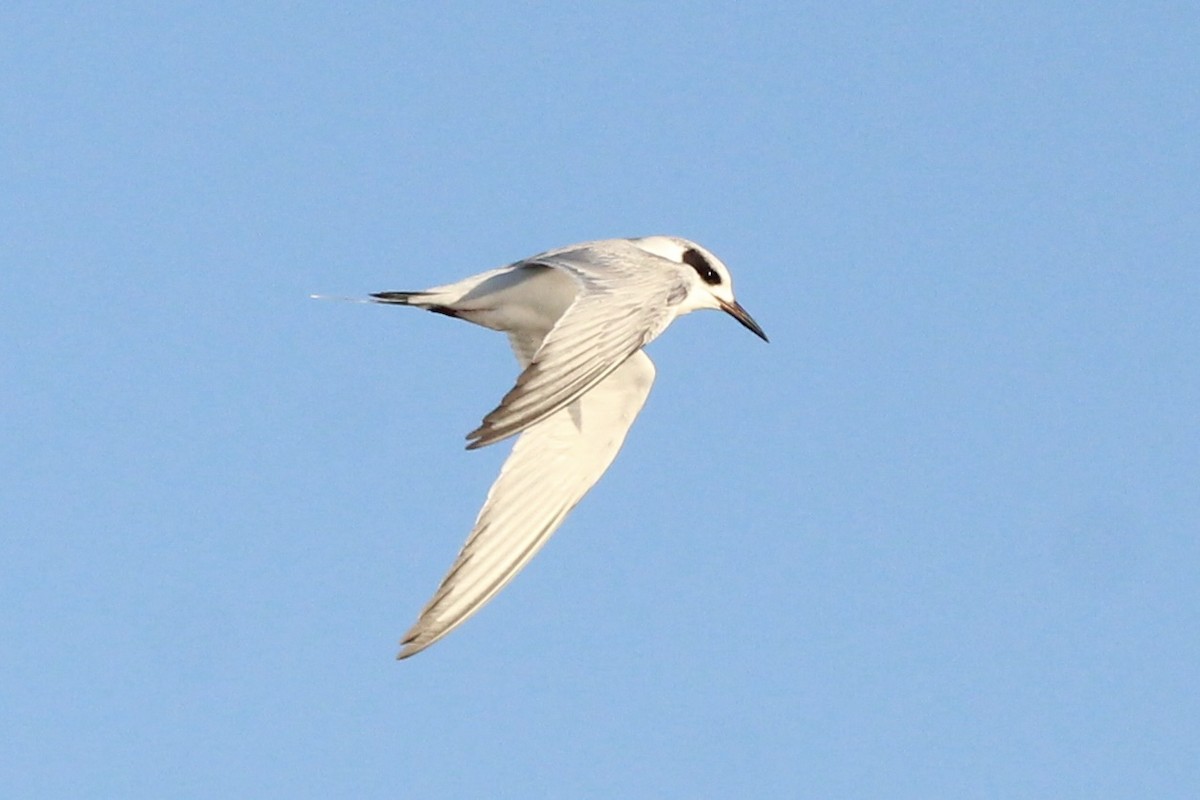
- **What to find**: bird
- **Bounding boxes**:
[354,236,767,658]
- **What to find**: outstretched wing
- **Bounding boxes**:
[465,243,681,449]
[398,350,656,658]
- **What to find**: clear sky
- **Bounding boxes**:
[3,3,1197,797]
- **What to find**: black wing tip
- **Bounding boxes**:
[465,424,485,449]
[465,405,524,449]
[397,623,434,659]
[465,426,511,450]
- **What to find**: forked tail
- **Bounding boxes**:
[369,291,428,305]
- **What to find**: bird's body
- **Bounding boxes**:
[362,236,766,658]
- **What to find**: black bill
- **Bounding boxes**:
[719,298,769,342]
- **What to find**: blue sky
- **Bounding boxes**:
[3,3,1197,797]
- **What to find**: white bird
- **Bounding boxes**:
[357,236,767,658]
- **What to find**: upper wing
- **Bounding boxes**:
[465,244,682,449]
[398,350,656,658]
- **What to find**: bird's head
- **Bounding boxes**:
[629,236,768,342]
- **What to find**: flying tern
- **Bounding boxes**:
[331,236,767,658]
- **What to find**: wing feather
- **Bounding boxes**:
[397,351,656,658]
[465,245,681,449]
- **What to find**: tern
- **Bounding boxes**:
[344,236,767,658]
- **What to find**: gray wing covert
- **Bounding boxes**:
[466,246,680,449]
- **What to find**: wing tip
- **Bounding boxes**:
[396,627,434,660]
[465,423,517,450]
[396,643,423,660]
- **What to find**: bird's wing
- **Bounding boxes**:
[465,245,681,449]
[398,350,656,658]
[505,331,541,369]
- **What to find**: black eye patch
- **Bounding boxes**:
[682,248,721,285]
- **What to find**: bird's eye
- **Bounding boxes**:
[682,248,721,286]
